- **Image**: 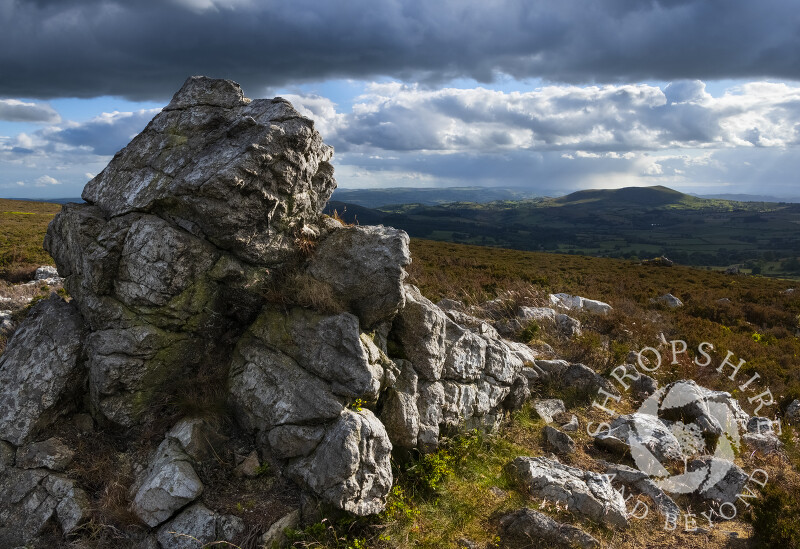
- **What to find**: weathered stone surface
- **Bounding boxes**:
[245,307,386,399]
[308,225,410,329]
[498,507,599,549]
[156,503,217,549]
[594,413,683,462]
[229,331,344,432]
[533,399,566,423]
[261,509,300,548]
[785,399,800,424]
[688,456,748,504]
[393,284,448,381]
[562,363,618,395]
[380,359,420,449]
[130,438,204,527]
[657,293,684,308]
[549,293,612,314]
[166,417,226,462]
[0,296,84,445]
[287,409,392,516]
[268,424,326,460]
[742,417,783,454]
[603,461,680,519]
[544,425,576,454]
[507,456,627,527]
[655,380,749,438]
[16,438,75,471]
[81,76,334,265]
[34,266,60,280]
[0,467,89,545]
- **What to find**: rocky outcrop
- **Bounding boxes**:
[1,76,540,546]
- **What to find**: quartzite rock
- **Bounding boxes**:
[0,297,84,446]
[286,409,392,516]
[308,225,411,329]
[498,507,599,549]
[507,456,628,528]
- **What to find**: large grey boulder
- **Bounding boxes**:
[0,296,84,446]
[81,76,334,264]
[498,507,599,549]
[507,456,628,528]
[130,438,204,527]
[43,76,335,427]
[286,409,392,516]
[594,413,684,462]
[307,225,410,329]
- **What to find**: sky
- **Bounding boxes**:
[1,0,800,200]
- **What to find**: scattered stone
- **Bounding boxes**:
[507,456,627,527]
[490,486,508,499]
[0,296,85,445]
[0,467,89,545]
[16,438,75,471]
[786,399,800,424]
[656,293,684,308]
[457,537,479,549]
[261,509,301,548]
[155,503,245,549]
[533,399,566,423]
[544,425,576,454]
[562,363,618,395]
[499,507,599,549]
[549,293,612,314]
[642,256,674,267]
[725,266,740,275]
[235,450,261,478]
[560,415,579,432]
[156,503,217,549]
[34,266,60,280]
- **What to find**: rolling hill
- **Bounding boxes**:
[325,185,800,275]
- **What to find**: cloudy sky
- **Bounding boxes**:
[2,0,800,199]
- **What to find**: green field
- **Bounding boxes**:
[327,185,800,276]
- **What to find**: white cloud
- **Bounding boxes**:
[35,175,59,186]
[287,80,800,156]
[0,99,60,123]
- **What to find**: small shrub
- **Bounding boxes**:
[748,481,800,548]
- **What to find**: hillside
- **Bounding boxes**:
[326,186,800,275]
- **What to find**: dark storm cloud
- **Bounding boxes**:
[1,0,799,100]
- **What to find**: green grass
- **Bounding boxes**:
[0,198,61,280]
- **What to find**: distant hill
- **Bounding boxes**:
[325,185,800,275]
[330,186,546,208]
